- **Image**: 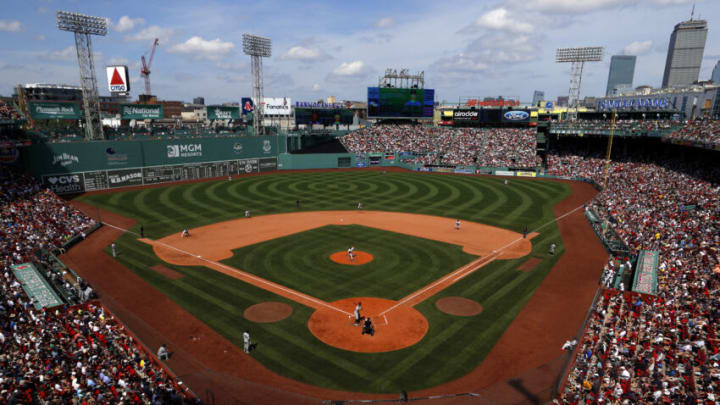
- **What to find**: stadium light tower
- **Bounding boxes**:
[243,34,272,135]
[556,47,603,121]
[57,11,107,140]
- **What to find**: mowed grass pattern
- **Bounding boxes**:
[78,170,571,393]
[222,225,477,302]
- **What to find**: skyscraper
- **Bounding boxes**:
[532,90,545,105]
[661,18,708,88]
[711,61,720,84]
[606,55,637,96]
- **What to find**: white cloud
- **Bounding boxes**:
[114,16,145,32]
[33,34,46,41]
[374,17,395,28]
[48,46,77,61]
[312,83,321,91]
[0,20,22,32]
[125,26,174,43]
[623,40,653,55]
[282,46,330,62]
[108,57,129,65]
[469,8,533,33]
[169,36,234,60]
[333,61,369,76]
[431,34,538,78]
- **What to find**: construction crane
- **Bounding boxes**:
[140,38,159,96]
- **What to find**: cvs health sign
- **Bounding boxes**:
[106,65,130,93]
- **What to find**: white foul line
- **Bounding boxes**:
[101,222,352,316]
[379,203,587,317]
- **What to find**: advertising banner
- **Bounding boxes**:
[516,171,537,177]
[263,97,291,115]
[120,104,163,120]
[29,102,81,119]
[106,65,130,93]
[241,98,254,115]
[453,110,479,121]
[495,170,515,176]
[207,106,240,120]
[295,108,353,125]
[502,110,531,122]
[107,168,144,188]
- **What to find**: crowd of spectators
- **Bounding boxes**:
[1,167,196,404]
[476,128,537,167]
[666,119,720,147]
[0,100,21,121]
[341,124,538,167]
[548,152,720,404]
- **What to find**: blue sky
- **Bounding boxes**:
[0,0,718,105]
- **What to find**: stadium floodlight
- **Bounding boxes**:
[57,11,108,140]
[555,46,604,121]
[243,34,272,135]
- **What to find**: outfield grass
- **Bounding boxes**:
[79,170,570,393]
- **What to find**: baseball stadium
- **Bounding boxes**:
[1,3,720,405]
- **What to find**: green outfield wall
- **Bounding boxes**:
[20,136,282,194]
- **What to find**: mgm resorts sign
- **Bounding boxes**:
[598,97,671,111]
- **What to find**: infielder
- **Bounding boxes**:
[111,243,117,258]
[455,219,461,230]
[245,209,250,218]
[357,202,363,209]
[181,229,190,238]
[348,246,355,261]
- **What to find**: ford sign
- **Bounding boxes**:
[504,111,529,121]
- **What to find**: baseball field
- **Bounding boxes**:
[64,168,605,400]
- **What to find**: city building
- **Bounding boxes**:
[661,17,708,88]
[557,96,569,107]
[711,60,720,84]
[156,100,183,119]
[193,97,205,105]
[606,55,636,96]
[532,91,545,106]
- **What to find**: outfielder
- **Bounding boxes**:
[243,330,251,353]
[111,243,117,258]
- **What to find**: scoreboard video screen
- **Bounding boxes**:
[295,108,354,126]
[367,87,434,118]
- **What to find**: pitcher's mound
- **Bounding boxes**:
[308,297,428,353]
[244,302,293,323]
[436,297,483,316]
[329,251,373,265]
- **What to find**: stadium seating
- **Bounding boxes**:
[666,119,720,147]
[549,151,720,404]
[340,124,538,168]
[0,167,197,404]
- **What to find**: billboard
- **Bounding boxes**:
[502,110,531,122]
[29,102,81,119]
[367,87,434,118]
[453,110,480,121]
[241,98,254,115]
[295,108,353,126]
[106,65,130,93]
[207,105,240,120]
[120,104,163,120]
[263,97,291,115]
